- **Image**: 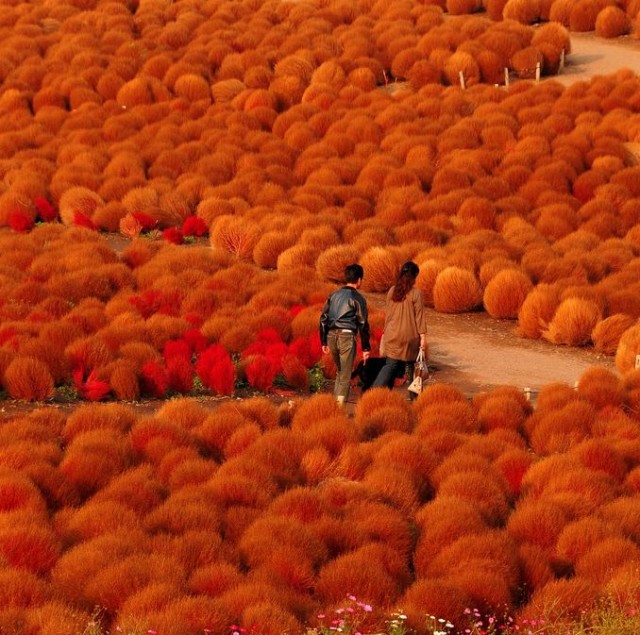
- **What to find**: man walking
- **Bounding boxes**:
[319,264,371,405]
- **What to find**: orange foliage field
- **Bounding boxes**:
[3,0,640,633]
[0,379,638,635]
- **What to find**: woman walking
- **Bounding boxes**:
[372,261,427,395]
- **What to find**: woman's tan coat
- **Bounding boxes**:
[380,286,427,361]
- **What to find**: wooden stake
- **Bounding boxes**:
[535,61,541,83]
[459,70,465,89]
[560,49,565,71]
[504,68,509,88]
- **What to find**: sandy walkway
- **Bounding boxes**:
[554,31,640,85]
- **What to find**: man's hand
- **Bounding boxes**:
[362,351,370,363]
[322,345,330,355]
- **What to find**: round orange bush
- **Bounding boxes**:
[425,530,519,595]
[2,356,54,402]
[433,266,482,313]
[520,577,599,622]
[506,498,568,552]
[528,400,596,455]
[483,269,533,319]
[542,297,602,346]
[575,535,640,583]
[437,470,511,524]
[576,366,625,410]
[400,579,471,630]
[556,516,614,566]
[595,5,631,37]
[359,247,402,293]
[443,51,480,87]
[315,245,361,283]
[476,393,529,433]
[592,314,636,355]
[615,322,640,373]
[503,0,542,23]
[314,543,405,607]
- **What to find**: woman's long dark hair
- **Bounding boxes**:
[391,261,420,302]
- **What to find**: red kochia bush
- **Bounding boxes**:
[72,368,111,401]
[595,6,631,37]
[244,355,280,392]
[148,596,233,635]
[363,465,421,514]
[239,515,328,570]
[483,269,533,319]
[166,356,194,394]
[373,436,438,500]
[437,469,511,525]
[195,409,251,460]
[106,359,141,401]
[314,543,406,608]
[597,497,640,542]
[401,579,470,631]
[195,344,235,396]
[59,429,132,496]
[414,496,489,575]
[2,356,54,401]
[520,578,599,622]
[542,297,602,346]
[574,536,640,583]
[140,360,168,398]
[0,524,61,574]
[556,517,616,566]
[280,354,310,389]
[251,543,317,594]
[223,423,261,459]
[506,499,568,552]
[615,322,640,374]
[425,530,520,600]
[592,313,636,355]
[240,602,303,635]
[433,266,482,313]
[0,568,51,608]
[528,400,596,455]
[187,561,243,597]
[61,499,141,544]
[575,366,625,410]
[91,465,165,516]
[415,399,478,436]
[354,388,416,440]
[62,403,137,441]
[0,472,47,514]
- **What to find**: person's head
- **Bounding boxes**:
[400,261,419,279]
[344,263,364,286]
[391,261,420,301]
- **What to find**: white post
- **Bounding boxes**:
[535,61,541,82]
[504,67,509,87]
[459,70,465,89]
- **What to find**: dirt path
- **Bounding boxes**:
[363,291,616,403]
[418,309,615,398]
[554,31,640,85]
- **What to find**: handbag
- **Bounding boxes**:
[408,349,427,395]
